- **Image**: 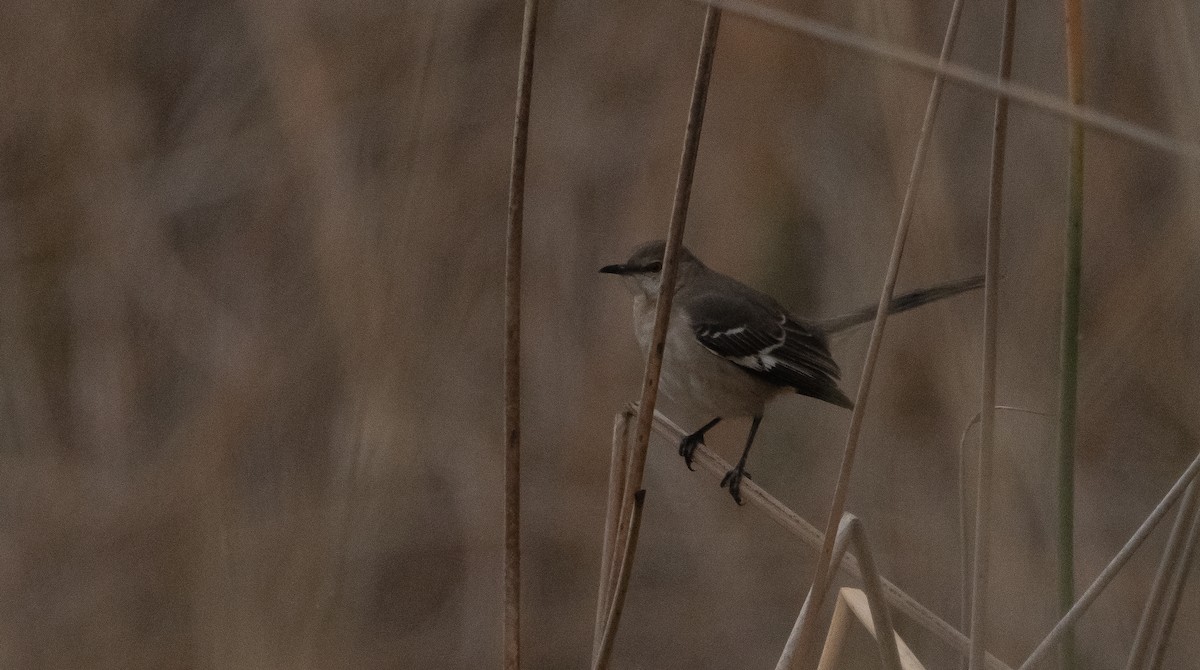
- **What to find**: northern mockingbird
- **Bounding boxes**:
[601,240,982,504]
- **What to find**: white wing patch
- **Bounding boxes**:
[695,309,824,383]
[700,325,746,338]
[731,352,819,381]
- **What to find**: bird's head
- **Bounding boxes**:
[599,240,698,298]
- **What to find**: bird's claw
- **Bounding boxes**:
[678,433,704,471]
[720,466,751,505]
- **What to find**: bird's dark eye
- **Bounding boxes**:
[645,261,663,273]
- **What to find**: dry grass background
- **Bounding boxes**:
[1,0,1198,668]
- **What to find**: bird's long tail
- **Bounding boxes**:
[817,275,984,335]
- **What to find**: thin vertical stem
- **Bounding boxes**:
[1058,1,1085,667]
[603,3,721,624]
[503,1,539,668]
[959,413,981,668]
[785,0,967,664]
[1125,480,1199,670]
[1018,450,1200,670]
[970,1,1018,668]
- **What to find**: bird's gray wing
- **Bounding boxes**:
[688,291,848,406]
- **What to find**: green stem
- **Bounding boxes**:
[1060,1,1084,667]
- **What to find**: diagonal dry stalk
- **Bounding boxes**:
[681,0,1200,161]
[503,2,540,667]
[1018,449,1200,669]
[592,489,647,670]
[778,514,903,670]
[784,0,966,663]
[592,408,633,657]
[1125,480,1199,669]
[649,411,1012,670]
[819,589,926,670]
[969,0,1018,667]
[592,5,722,660]
[1146,492,1200,670]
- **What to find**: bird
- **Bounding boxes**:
[600,240,982,505]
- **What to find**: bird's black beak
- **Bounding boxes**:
[599,264,628,275]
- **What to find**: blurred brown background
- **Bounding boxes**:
[1,0,1198,668]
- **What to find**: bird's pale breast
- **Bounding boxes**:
[631,295,782,420]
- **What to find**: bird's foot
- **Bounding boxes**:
[719,465,752,505]
[678,432,705,471]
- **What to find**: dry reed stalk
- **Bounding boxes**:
[958,412,981,649]
[649,411,1012,670]
[1146,495,1200,670]
[819,589,926,670]
[1057,2,1086,667]
[1124,480,1199,669]
[1018,449,1200,669]
[782,514,903,670]
[780,519,915,670]
[597,3,721,643]
[592,490,647,670]
[504,2,540,667]
[682,0,1200,161]
[592,408,634,658]
[969,1,1017,667]
[785,0,966,663]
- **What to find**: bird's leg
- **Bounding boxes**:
[720,415,762,505]
[678,416,721,471]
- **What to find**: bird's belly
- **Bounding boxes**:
[656,321,781,420]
